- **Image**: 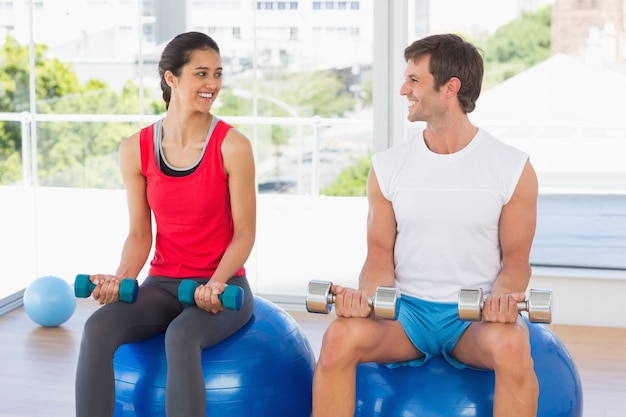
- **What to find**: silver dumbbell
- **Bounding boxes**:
[306,280,401,320]
[458,288,553,323]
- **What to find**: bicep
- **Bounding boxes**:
[222,130,256,235]
[499,160,538,264]
[361,168,397,286]
[119,134,152,236]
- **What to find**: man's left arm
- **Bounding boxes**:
[485,160,539,323]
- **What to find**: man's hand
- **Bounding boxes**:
[331,285,373,318]
[481,292,526,323]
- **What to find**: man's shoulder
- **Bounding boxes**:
[476,128,527,156]
[374,134,421,159]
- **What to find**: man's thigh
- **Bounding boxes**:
[451,315,529,369]
[330,316,424,365]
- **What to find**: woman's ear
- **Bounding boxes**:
[164,70,177,88]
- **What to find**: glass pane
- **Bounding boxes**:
[1,0,377,301]
[407,1,626,270]
[0,0,149,300]
[31,1,150,116]
[1,7,36,298]
[211,1,374,196]
[186,1,375,296]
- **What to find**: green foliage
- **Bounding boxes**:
[279,71,354,117]
[324,6,552,196]
[0,5,552,192]
[219,71,354,118]
[0,121,22,181]
[321,153,371,197]
[360,78,373,107]
[0,35,158,187]
[35,81,155,188]
[484,6,551,64]
[216,71,354,177]
[481,6,551,89]
[0,35,81,112]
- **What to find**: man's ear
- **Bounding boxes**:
[445,76,461,96]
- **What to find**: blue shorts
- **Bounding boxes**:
[387,294,473,370]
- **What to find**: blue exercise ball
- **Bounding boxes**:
[355,319,583,417]
[23,275,77,327]
[113,296,316,417]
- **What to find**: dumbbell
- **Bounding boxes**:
[457,288,552,323]
[177,279,244,311]
[306,280,400,320]
[74,274,138,303]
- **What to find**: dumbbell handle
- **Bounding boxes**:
[74,274,138,303]
[479,299,531,312]
[325,293,378,306]
[178,279,243,311]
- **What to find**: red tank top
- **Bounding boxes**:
[139,119,246,278]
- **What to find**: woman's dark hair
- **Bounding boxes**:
[404,33,483,113]
[158,31,220,109]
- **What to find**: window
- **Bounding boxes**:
[1,0,623,307]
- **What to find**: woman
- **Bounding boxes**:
[75,32,256,417]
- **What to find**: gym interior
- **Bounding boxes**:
[1,1,625,416]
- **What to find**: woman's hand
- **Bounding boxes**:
[194,282,228,314]
[89,274,123,305]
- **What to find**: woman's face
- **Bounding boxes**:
[167,48,223,114]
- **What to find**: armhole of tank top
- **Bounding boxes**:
[211,119,231,178]
[211,119,232,146]
[139,124,153,177]
[504,153,530,204]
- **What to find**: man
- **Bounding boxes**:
[312,33,539,417]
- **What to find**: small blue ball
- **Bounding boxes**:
[24,275,77,327]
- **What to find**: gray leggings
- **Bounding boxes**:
[75,275,254,417]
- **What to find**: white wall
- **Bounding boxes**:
[530,267,626,328]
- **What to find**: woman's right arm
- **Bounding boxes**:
[116,131,153,278]
[91,132,153,304]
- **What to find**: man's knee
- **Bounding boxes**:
[490,326,535,379]
[318,320,361,369]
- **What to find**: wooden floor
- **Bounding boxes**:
[0,299,625,417]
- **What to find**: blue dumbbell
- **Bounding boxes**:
[178,279,243,311]
[74,274,138,303]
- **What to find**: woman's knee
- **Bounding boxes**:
[79,312,124,360]
[82,310,118,340]
[164,318,196,353]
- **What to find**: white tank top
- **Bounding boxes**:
[372,129,529,302]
